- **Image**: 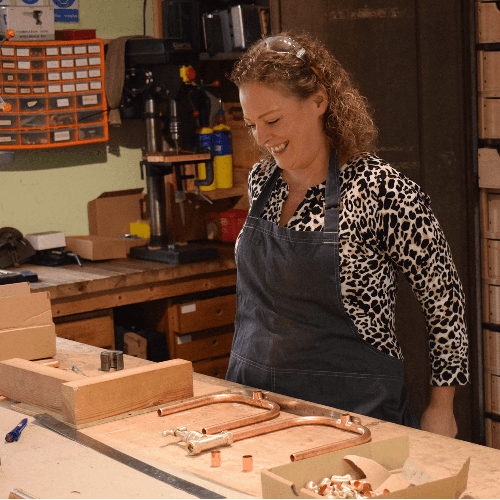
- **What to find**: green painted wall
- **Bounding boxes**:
[0,0,154,236]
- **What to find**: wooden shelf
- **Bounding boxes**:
[195,185,245,200]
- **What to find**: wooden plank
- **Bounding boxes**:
[0,292,53,329]
[0,358,82,411]
[0,282,30,298]
[61,359,194,425]
[0,325,56,362]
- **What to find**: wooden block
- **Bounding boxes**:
[0,282,30,298]
[0,358,82,412]
[0,291,53,330]
[61,359,193,425]
[124,331,148,359]
[0,324,56,362]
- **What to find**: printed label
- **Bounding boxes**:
[48,72,61,81]
[54,130,70,141]
[46,47,59,56]
[88,68,101,78]
[61,59,74,68]
[48,85,62,93]
[20,88,31,94]
[0,120,12,126]
[0,136,13,143]
[4,87,16,94]
[16,48,30,57]
[181,304,196,314]
[176,335,193,344]
[1,48,15,57]
[61,71,74,80]
[74,46,86,55]
[76,83,88,91]
[60,47,73,55]
[76,70,88,79]
[87,45,100,54]
[47,60,60,69]
[62,84,75,92]
[88,57,101,66]
[6,75,14,81]
[82,94,98,106]
[2,62,15,69]
[89,81,101,90]
[17,61,31,70]
[57,98,70,108]
[75,58,88,67]
[33,87,46,94]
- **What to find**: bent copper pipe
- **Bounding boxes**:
[157,390,280,434]
[185,413,371,461]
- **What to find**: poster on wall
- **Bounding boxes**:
[0,0,13,5]
[18,0,44,4]
[49,0,79,23]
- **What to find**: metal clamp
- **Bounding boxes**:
[100,350,124,372]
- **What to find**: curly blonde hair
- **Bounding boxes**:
[230,32,378,163]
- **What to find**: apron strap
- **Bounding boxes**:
[248,166,282,218]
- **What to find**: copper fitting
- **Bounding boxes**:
[242,455,253,472]
[211,450,221,467]
[185,412,370,461]
[162,426,204,442]
[157,390,280,433]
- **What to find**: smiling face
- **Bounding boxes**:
[239,82,330,178]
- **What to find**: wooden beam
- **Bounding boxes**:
[61,359,193,425]
[0,358,82,412]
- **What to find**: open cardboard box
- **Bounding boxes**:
[261,436,469,499]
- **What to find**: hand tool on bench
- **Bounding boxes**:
[5,418,28,442]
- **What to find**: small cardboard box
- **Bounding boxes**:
[25,231,66,251]
[261,436,469,499]
[65,235,128,261]
[0,282,56,361]
[88,189,146,238]
[0,6,55,41]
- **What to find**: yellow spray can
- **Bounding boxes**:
[212,110,233,189]
[197,126,216,191]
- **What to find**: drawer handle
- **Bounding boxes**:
[216,309,223,316]
[212,339,218,347]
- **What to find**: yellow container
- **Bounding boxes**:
[198,127,216,191]
[212,123,233,189]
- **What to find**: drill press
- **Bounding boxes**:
[122,38,219,265]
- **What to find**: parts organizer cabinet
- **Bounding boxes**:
[0,39,107,148]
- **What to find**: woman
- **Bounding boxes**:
[225,32,469,437]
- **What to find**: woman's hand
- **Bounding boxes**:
[420,386,457,438]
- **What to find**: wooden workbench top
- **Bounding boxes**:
[2,338,500,498]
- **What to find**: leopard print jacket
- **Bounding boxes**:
[237,153,469,386]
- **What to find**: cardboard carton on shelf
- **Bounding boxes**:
[261,436,469,499]
[0,282,56,362]
[65,235,128,261]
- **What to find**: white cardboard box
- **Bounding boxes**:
[0,6,55,41]
[25,231,66,251]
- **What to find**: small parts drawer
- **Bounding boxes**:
[193,356,230,379]
[170,294,236,335]
[175,328,234,362]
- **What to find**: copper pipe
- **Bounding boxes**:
[242,455,253,472]
[185,413,371,461]
[211,450,221,467]
[157,390,280,433]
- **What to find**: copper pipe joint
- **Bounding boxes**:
[157,390,280,434]
[211,450,221,467]
[242,455,253,472]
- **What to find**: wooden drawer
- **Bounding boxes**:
[170,294,236,335]
[482,238,500,279]
[478,93,500,140]
[174,328,233,362]
[193,355,230,379]
[480,189,500,237]
[483,283,500,324]
[485,369,500,414]
[486,418,500,449]
[479,149,500,189]
[54,309,114,349]
[477,2,500,44]
[484,329,500,371]
[478,51,500,93]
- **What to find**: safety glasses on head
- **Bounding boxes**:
[259,35,320,78]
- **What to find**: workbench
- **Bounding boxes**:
[1,338,500,499]
[22,244,238,377]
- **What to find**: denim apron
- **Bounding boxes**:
[226,151,419,427]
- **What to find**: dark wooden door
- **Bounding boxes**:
[274,0,481,443]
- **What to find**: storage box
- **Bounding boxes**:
[25,231,66,250]
[0,6,55,41]
[0,282,56,361]
[219,209,248,242]
[478,148,500,189]
[486,417,500,449]
[478,93,500,139]
[477,2,500,44]
[261,436,469,499]
[481,189,500,236]
[478,51,500,93]
[88,189,146,238]
[65,235,128,261]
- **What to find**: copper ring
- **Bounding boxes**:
[242,455,253,472]
[211,450,221,467]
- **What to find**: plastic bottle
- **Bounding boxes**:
[212,109,233,189]
[197,126,216,191]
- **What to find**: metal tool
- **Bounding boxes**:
[100,350,124,372]
[5,418,28,442]
[35,413,225,499]
[71,365,87,377]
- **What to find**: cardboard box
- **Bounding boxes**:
[88,189,146,238]
[261,436,469,499]
[0,6,55,41]
[25,231,66,251]
[0,283,56,361]
[65,235,128,261]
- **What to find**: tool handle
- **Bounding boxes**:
[5,418,28,442]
